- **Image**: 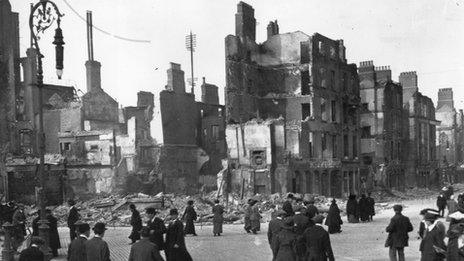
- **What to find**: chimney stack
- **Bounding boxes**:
[85,11,102,93]
[166,62,186,93]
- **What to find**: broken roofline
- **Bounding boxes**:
[58,129,113,138]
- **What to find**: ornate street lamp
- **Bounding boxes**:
[29,0,64,259]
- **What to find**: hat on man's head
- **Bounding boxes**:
[145,207,157,215]
[76,221,90,234]
[393,204,403,212]
[93,222,107,234]
[424,212,438,222]
[313,214,325,224]
[169,208,179,216]
[139,226,151,238]
[420,208,440,216]
[30,236,45,246]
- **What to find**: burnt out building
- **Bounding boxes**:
[358,61,405,190]
[225,2,362,197]
[159,63,226,194]
[401,71,439,188]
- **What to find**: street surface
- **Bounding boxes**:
[7,197,438,261]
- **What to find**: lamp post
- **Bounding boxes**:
[29,0,64,259]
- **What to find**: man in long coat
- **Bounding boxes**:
[129,227,165,261]
[67,199,80,241]
[302,215,335,261]
[212,199,224,236]
[68,221,90,261]
[244,199,253,233]
[129,204,143,244]
[293,206,311,261]
[367,193,376,221]
[385,205,413,261]
[272,217,298,261]
[146,207,166,251]
[358,194,370,222]
[268,210,285,260]
[282,194,295,217]
[250,199,261,234]
[46,209,61,257]
[182,200,197,236]
[165,208,192,261]
[325,199,343,234]
[12,204,26,251]
[346,194,359,223]
[85,222,111,261]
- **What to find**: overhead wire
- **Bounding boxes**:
[60,0,151,43]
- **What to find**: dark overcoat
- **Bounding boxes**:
[129,209,143,242]
[212,204,224,234]
[47,214,62,251]
[85,237,111,261]
[447,224,464,261]
[67,206,80,240]
[19,246,44,261]
[68,236,87,261]
[165,219,192,261]
[366,196,375,216]
[302,225,335,261]
[147,217,167,250]
[272,227,298,261]
[267,217,284,250]
[282,200,294,217]
[250,204,261,231]
[325,203,343,234]
[358,196,370,221]
[128,238,165,261]
[182,205,197,235]
[385,213,413,248]
[244,204,252,231]
[419,221,446,261]
[346,198,358,223]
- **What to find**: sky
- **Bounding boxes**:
[10,0,464,142]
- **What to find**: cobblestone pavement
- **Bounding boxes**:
[5,198,434,261]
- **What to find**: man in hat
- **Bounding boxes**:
[68,221,90,261]
[129,204,143,244]
[67,199,80,241]
[385,205,413,261]
[212,199,225,237]
[272,217,298,261]
[146,207,166,252]
[86,222,110,261]
[293,206,311,261]
[267,210,286,260]
[302,215,334,261]
[128,226,164,261]
[418,208,440,239]
[282,194,295,217]
[19,236,44,261]
[420,212,446,260]
[304,199,319,219]
[165,208,192,261]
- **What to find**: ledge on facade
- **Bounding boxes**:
[58,129,113,138]
[6,153,65,166]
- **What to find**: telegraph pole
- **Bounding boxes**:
[185,31,196,94]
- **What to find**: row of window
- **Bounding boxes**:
[301,100,357,125]
[308,132,358,159]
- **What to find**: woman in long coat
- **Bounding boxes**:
[325,199,343,234]
[212,199,224,236]
[272,217,297,261]
[45,209,61,257]
[358,194,370,222]
[244,199,253,233]
[182,200,197,236]
[420,213,446,261]
[128,204,143,243]
[346,194,359,223]
[250,200,261,234]
[166,209,193,261]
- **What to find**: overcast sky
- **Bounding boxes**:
[10,0,464,142]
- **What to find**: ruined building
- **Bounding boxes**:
[225,2,362,197]
[159,63,226,194]
[400,71,439,188]
[435,88,464,182]
[358,61,405,190]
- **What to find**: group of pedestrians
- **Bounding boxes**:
[346,193,376,223]
[267,193,338,261]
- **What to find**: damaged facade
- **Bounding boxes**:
[401,71,439,188]
[225,2,362,197]
[435,88,464,182]
[159,63,226,194]
[359,61,405,190]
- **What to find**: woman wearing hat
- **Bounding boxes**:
[272,217,298,261]
[325,199,343,234]
[212,199,224,236]
[419,212,446,261]
[165,208,193,261]
[244,199,254,233]
[182,200,198,236]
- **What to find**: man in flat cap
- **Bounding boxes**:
[385,205,413,261]
[68,221,90,261]
[128,226,165,261]
[301,214,334,261]
[86,222,110,261]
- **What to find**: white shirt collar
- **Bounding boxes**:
[79,234,88,239]
[427,220,439,231]
[94,234,102,238]
[316,223,324,227]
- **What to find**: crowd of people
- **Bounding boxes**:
[385,185,464,261]
[346,193,376,223]
[266,193,342,261]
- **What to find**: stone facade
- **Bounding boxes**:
[401,71,439,188]
[359,61,405,190]
[225,2,362,197]
[159,63,227,194]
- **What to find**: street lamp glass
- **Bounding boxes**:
[56,69,63,79]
